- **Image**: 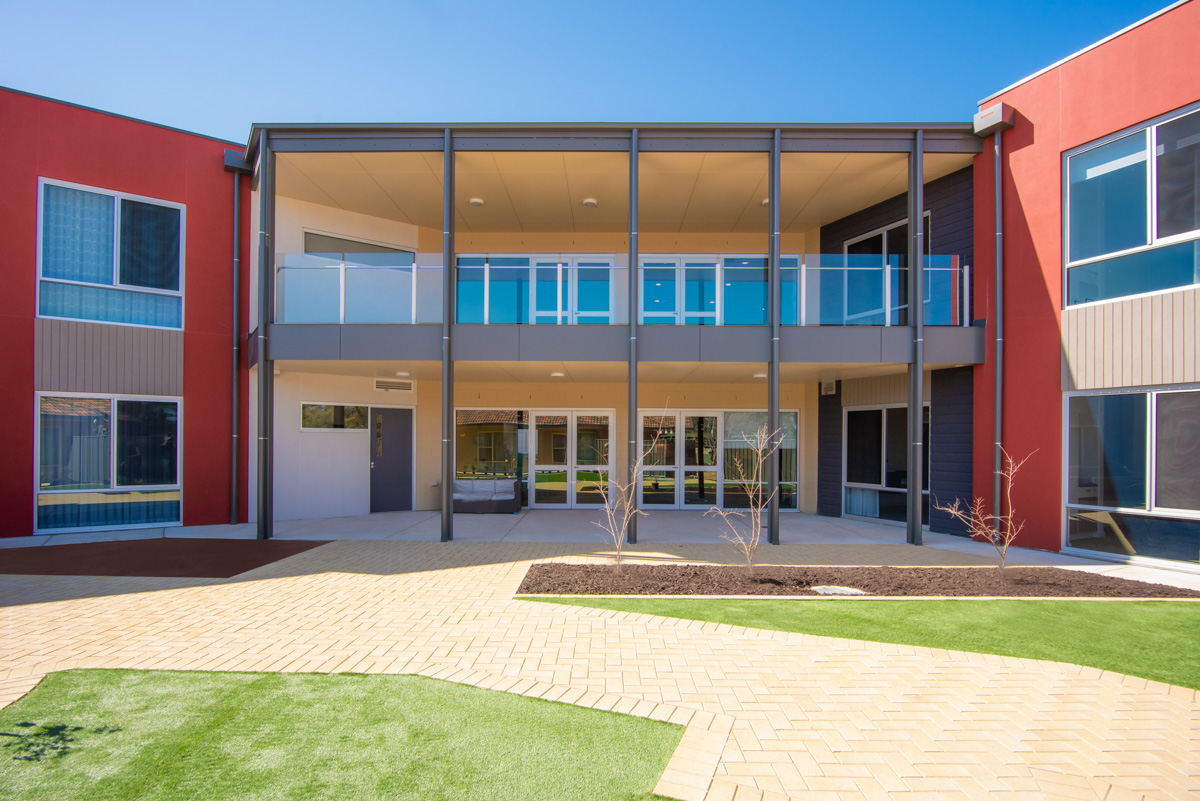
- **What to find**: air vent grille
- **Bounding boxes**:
[375,379,414,392]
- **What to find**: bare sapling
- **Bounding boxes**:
[705,426,781,577]
[933,447,1034,570]
[589,423,663,574]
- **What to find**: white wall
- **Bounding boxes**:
[273,372,419,521]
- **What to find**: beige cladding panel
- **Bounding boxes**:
[35,318,183,396]
[841,372,931,406]
[1062,287,1199,390]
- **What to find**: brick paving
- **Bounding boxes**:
[1,541,1196,800]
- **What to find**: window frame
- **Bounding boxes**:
[299,402,371,432]
[841,212,933,326]
[1061,384,1200,524]
[34,391,184,532]
[1061,101,1200,309]
[36,177,187,330]
[841,401,932,519]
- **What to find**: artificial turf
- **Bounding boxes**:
[0,670,683,801]
[524,597,1200,690]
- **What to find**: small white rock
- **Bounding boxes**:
[811,585,867,596]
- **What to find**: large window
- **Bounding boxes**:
[1066,388,1200,563]
[844,404,930,523]
[38,180,184,328]
[1066,107,1200,305]
[37,395,181,530]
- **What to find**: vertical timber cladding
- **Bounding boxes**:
[929,367,973,534]
[819,167,974,261]
[816,381,843,516]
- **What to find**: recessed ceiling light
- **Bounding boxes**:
[752,372,767,379]
[582,197,598,207]
[395,371,410,378]
[468,197,485,207]
[550,371,565,378]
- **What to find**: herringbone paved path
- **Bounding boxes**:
[1,542,1196,800]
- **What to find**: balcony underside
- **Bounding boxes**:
[266,323,984,364]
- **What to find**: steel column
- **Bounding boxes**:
[256,136,274,540]
[441,129,455,542]
[767,130,781,545]
[627,130,640,544]
[906,130,925,545]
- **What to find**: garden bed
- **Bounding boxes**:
[517,563,1200,598]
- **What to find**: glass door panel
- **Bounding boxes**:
[532,413,569,507]
[534,470,569,505]
[683,264,717,325]
[684,470,718,506]
[576,470,608,505]
[641,264,677,324]
[488,257,531,324]
[642,415,676,465]
[531,411,611,509]
[574,262,612,324]
[574,413,611,508]
[534,262,564,324]
[642,470,676,505]
[684,416,718,467]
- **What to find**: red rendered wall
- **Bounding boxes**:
[0,90,249,535]
[971,1,1200,551]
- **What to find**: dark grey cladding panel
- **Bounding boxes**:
[779,327,888,363]
[699,326,770,362]
[340,325,442,360]
[519,326,628,361]
[452,324,520,360]
[925,326,986,364]
[880,328,911,362]
[637,326,702,362]
[929,367,974,535]
[268,324,340,360]
[817,380,843,517]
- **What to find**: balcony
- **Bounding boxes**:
[273,251,970,328]
[275,253,444,324]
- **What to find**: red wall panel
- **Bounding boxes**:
[0,89,248,535]
[972,2,1200,551]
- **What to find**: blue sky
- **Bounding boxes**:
[0,0,1173,143]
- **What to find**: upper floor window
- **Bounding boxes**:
[1066,106,1200,305]
[38,179,184,328]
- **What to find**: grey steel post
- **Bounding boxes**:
[993,130,1004,532]
[230,168,240,525]
[441,129,455,542]
[767,130,781,545]
[906,130,925,545]
[256,135,275,540]
[627,129,639,545]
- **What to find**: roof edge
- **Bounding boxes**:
[1,85,245,149]
[978,0,1192,107]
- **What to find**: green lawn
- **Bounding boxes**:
[525,597,1200,690]
[0,670,682,801]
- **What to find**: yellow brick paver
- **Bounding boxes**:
[1,540,1197,801]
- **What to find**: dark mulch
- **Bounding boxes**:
[0,538,329,579]
[517,563,1200,598]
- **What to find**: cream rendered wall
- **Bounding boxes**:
[276,197,420,255]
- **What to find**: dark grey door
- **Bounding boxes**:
[369,407,413,512]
